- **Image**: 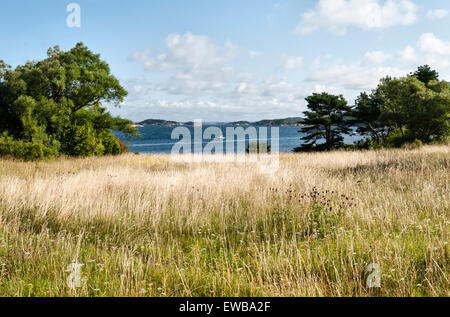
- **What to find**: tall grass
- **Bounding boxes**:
[0,145,448,297]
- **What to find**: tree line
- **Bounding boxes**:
[295,65,450,152]
[0,43,138,160]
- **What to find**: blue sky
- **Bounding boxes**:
[1,0,450,122]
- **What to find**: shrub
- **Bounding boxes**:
[379,129,414,148]
[351,138,380,150]
[61,125,104,157]
[98,130,121,155]
[246,142,271,154]
[0,134,59,160]
[116,138,129,154]
[351,129,421,150]
[401,139,423,150]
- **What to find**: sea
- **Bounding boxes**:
[115,124,361,154]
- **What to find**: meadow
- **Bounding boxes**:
[0,145,448,297]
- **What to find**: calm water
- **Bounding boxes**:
[115,125,361,154]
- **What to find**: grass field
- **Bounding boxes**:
[0,145,448,297]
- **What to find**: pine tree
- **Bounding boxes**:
[295,93,352,152]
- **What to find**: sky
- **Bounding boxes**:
[1,0,450,122]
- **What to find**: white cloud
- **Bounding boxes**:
[281,55,304,70]
[248,50,261,58]
[130,33,251,97]
[155,77,227,96]
[419,33,450,56]
[426,9,448,20]
[236,82,248,94]
[130,32,239,72]
[123,31,450,122]
[364,51,392,64]
[423,55,450,69]
[306,60,406,90]
[115,91,308,122]
[295,0,418,35]
[126,33,313,120]
[258,79,308,100]
[399,45,417,62]
[417,33,450,69]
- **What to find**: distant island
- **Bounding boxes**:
[228,117,305,126]
[135,117,305,127]
[136,119,184,127]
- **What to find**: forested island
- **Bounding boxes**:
[229,117,305,126]
[137,119,184,127]
[135,117,305,127]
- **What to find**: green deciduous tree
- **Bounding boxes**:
[375,75,449,143]
[0,43,138,159]
[295,93,352,152]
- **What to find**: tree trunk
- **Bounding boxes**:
[325,125,331,149]
[368,123,380,143]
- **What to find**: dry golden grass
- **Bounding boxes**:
[0,145,448,297]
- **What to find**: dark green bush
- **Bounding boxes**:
[98,130,121,155]
[352,129,424,150]
[379,129,414,148]
[401,139,424,150]
[61,125,104,157]
[0,128,129,160]
[0,134,59,160]
[246,142,271,154]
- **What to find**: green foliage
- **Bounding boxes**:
[117,138,129,154]
[346,65,449,150]
[295,93,352,152]
[380,128,414,148]
[98,130,121,155]
[246,142,271,153]
[62,125,105,157]
[353,130,426,150]
[0,134,59,160]
[411,65,439,85]
[351,138,380,151]
[351,92,386,143]
[402,139,424,150]
[375,74,449,143]
[0,43,138,160]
